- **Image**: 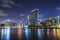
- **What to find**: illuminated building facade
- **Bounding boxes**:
[50,16,60,25]
[4,20,10,27]
[28,9,39,26]
[3,20,18,27]
[27,15,31,25]
[43,16,60,28]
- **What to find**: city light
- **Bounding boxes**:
[1,28,10,40]
[37,29,42,37]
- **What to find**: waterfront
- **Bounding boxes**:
[0,27,60,40]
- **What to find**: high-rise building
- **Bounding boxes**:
[27,15,30,25]
[56,16,60,24]
[51,16,60,25]
[27,9,39,26]
[4,20,10,27]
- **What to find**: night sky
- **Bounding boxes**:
[0,0,60,20]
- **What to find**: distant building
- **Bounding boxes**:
[3,20,18,27]
[50,16,60,25]
[19,20,24,27]
[45,19,52,26]
[4,20,10,27]
[56,16,60,24]
[43,16,60,28]
[27,15,30,25]
[10,21,18,27]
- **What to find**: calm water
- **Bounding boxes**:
[0,28,60,40]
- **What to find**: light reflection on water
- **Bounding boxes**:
[1,28,44,40]
[1,28,3,40]
[37,29,44,40]
[1,28,10,40]
[6,28,10,40]
[0,28,60,40]
[38,29,42,40]
[17,28,22,39]
[25,28,29,40]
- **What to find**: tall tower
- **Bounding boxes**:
[27,15,30,25]
[4,20,10,27]
[29,9,39,26]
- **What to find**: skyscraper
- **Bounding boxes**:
[28,9,39,26]
[4,20,10,27]
[27,15,30,25]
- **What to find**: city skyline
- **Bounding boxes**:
[0,0,60,40]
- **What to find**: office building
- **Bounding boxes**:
[29,9,39,26]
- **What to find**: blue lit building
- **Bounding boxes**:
[27,9,39,26]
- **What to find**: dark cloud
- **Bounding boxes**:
[0,0,15,8]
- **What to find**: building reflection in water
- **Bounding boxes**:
[47,29,60,40]
[53,29,60,40]
[17,28,22,40]
[1,28,60,40]
[37,29,44,38]
[38,29,44,40]
[6,28,10,40]
[25,28,29,40]
[24,28,32,40]
[1,28,10,40]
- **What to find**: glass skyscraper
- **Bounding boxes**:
[29,9,39,26]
